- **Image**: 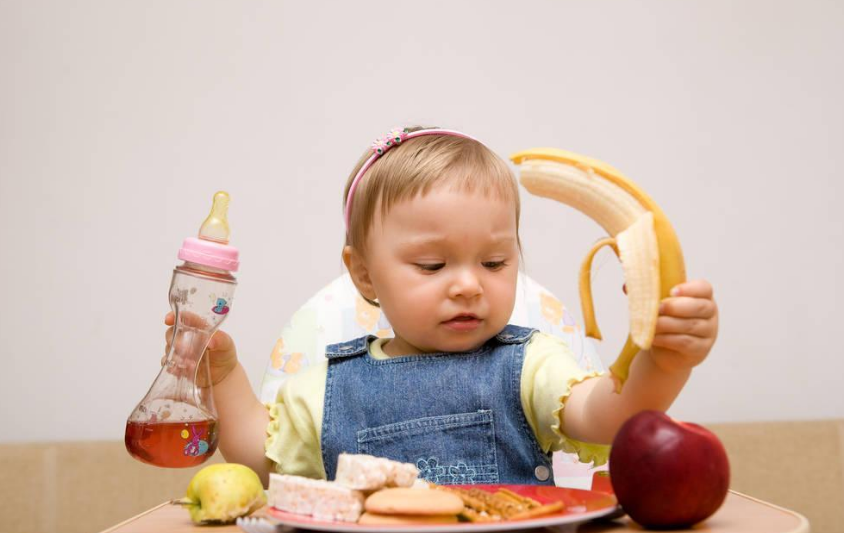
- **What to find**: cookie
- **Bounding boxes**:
[358,512,459,525]
[364,488,464,516]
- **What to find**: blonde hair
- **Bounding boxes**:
[342,127,521,254]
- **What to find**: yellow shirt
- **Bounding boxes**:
[265,332,609,478]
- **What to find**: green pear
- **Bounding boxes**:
[177,463,267,524]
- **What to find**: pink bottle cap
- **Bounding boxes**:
[178,191,239,272]
[178,237,240,272]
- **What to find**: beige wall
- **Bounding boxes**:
[1,0,842,443]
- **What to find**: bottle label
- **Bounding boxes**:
[212,297,230,315]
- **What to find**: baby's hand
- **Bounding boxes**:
[162,311,238,386]
[648,279,719,374]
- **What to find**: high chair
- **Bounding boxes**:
[259,272,608,488]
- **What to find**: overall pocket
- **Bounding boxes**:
[356,410,499,485]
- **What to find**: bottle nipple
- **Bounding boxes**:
[178,191,239,272]
[198,191,231,244]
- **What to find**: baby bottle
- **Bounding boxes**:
[125,191,239,468]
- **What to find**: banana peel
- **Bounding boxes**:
[511,148,686,392]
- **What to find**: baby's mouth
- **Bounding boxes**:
[446,313,478,321]
[442,314,482,330]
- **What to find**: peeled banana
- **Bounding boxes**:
[510,148,686,392]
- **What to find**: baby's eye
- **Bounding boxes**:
[416,263,445,272]
[482,261,507,271]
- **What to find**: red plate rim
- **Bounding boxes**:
[260,484,619,533]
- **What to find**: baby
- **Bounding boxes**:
[164,126,718,487]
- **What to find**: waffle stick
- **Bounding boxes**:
[497,488,542,509]
[509,501,565,520]
[434,486,555,522]
[435,487,500,521]
[495,490,526,507]
[458,506,493,523]
[468,487,524,517]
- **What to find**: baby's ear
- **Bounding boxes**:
[343,246,377,301]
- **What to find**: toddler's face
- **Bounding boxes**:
[362,185,519,355]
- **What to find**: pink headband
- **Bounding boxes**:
[344,127,479,229]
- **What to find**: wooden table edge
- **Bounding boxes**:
[97,501,172,533]
[729,490,811,533]
[98,490,812,533]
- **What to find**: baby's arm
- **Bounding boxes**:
[562,279,719,444]
[213,360,274,486]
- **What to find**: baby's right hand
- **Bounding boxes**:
[162,312,238,387]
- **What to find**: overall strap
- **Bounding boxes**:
[494,325,536,344]
[325,335,374,360]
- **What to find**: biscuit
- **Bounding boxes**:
[335,453,419,490]
[364,488,464,516]
[358,512,459,525]
[268,473,364,523]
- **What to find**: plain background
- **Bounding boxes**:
[1,0,842,443]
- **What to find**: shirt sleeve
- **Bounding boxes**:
[521,332,610,466]
[264,361,328,479]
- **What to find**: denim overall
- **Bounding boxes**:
[321,325,555,486]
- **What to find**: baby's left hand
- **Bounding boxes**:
[649,279,719,374]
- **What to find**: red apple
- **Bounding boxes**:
[609,410,730,529]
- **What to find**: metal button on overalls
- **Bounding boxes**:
[534,465,550,481]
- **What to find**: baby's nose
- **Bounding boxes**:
[448,268,483,299]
